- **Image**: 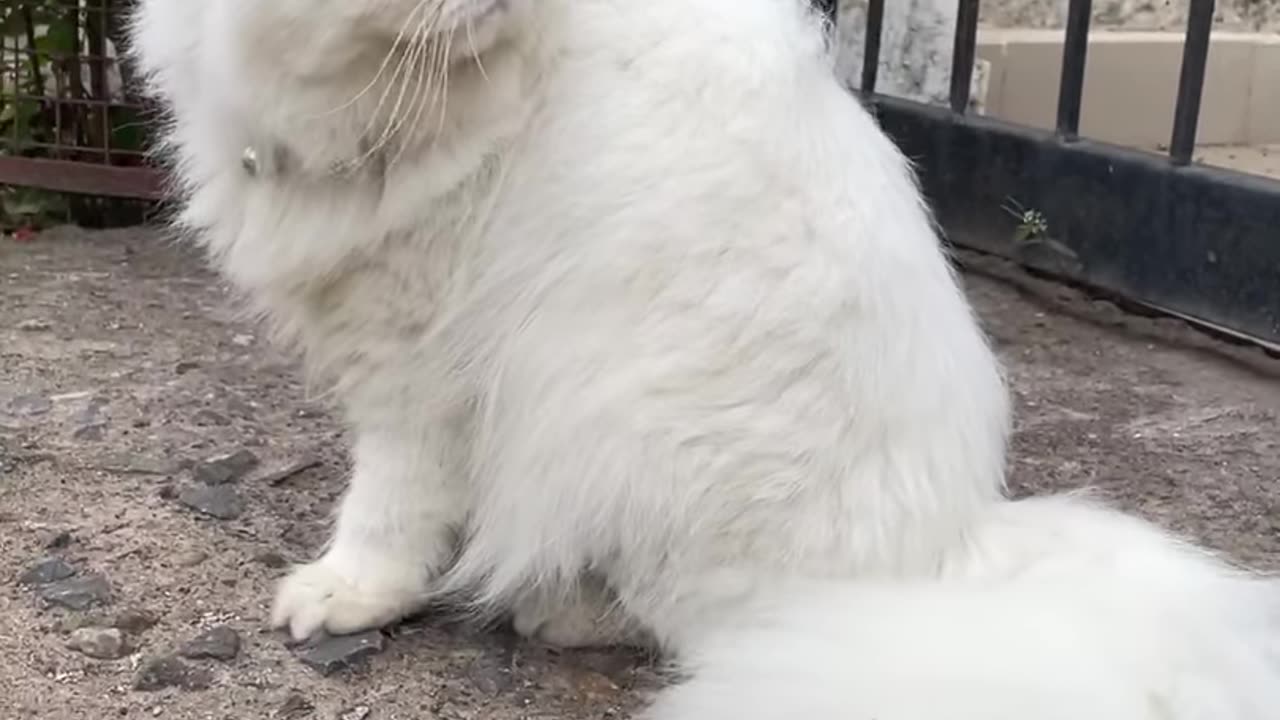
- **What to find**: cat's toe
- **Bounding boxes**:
[271,557,428,641]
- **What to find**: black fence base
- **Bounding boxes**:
[871,95,1280,347]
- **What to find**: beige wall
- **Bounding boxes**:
[977,30,1280,148]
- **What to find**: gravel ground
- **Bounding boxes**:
[2,226,1278,719]
[980,0,1280,31]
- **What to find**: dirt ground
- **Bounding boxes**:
[2,226,1278,720]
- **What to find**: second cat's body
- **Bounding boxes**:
[132,1,1280,717]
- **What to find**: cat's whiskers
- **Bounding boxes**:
[307,0,435,120]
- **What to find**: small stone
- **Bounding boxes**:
[252,552,288,569]
[73,423,107,441]
[67,627,129,660]
[466,653,514,696]
[94,454,174,476]
[175,550,208,568]
[340,707,371,720]
[174,361,200,375]
[20,557,76,585]
[134,656,213,692]
[45,530,74,549]
[277,694,315,718]
[258,457,321,487]
[39,574,112,610]
[17,319,52,332]
[179,626,240,661]
[293,631,386,676]
[193,449,259,485]
[192,409,231,427]
[112,609,159,634]
[177,485,246,520]
[9,394,52,416]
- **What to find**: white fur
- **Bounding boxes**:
[130,0,1279,717]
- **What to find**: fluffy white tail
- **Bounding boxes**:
[649,496,1280,720]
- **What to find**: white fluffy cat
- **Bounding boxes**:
[130,0,1279,717]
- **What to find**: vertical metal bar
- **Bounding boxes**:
[861,0,886,93]
[1055,0,1092,139]
[950,0,981,114]
[1169,0,1215,166]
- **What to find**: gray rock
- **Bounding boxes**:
[193,449,259,485]
[179,625,241,661]
[134,655,214,692]
[340,707,372,720]
[112,608,159,634]
[39,574,112,610]
[466,653,515,696]
[67,627,129,659]
[192,409,231,427]
[252,551,289,569]
[177,485,245,520]
[259,457,321,486]
[20,557,76,585]
[93,454,174,476]
[44,530,74,549]
[174,361,200,375]
[277,694,315,718]
[9,394,52,416]
[294,631,386,676]
[174,550,208,568]
[73,423,107,441]
[17,319,52,332]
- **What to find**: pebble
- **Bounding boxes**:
[134,656,214,692]
[67,627,130,660]
[73,423,107,441]
[340,707,371,720]
[252,551,289,569]
[277,694,315,718]
[9,394,52,416]
[466,653,515,696]
[174,361,201,375]
[177,485,246,520]
[192,409,231,427]
[174,550,208,568]
[193,449,259,485]
[94,454,175,476]
[179,625,241,661]
[17,319,52,332]
[19,557,76,585]
[294,631,386,676]
[44,530,74,549]
[113,608,159,634]
[259,457,321,486]
[39,574,112,610]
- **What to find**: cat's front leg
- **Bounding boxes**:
[271,425,463,641]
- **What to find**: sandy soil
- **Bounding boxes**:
[2,226,1278,719]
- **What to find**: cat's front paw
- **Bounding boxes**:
[271,555,429,641]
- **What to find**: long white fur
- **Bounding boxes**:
[130,1,1280,717]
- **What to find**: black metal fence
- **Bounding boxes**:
[819,0,1280,349]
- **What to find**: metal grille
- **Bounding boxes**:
[0,0,160,200]
[820,0,1280,348]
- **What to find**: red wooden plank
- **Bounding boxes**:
[0,156,164,200]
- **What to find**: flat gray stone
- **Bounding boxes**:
[294,630,386,676]
[67,627,129,659]
[179,625,241,661]
[193,449,259,485]
[134,655,213,691]
[39,574,112,610]
[177,484,245,520]
[19,557,76,585]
